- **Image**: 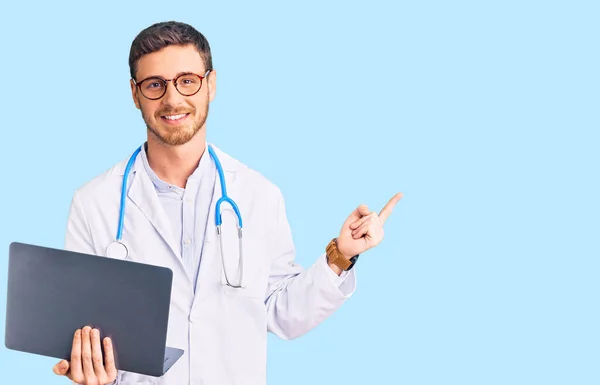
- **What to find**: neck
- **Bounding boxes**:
[146,130,207,189]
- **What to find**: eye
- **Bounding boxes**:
[178,76,199,85]
[142,78,164,90]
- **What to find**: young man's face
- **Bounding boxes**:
[130,44,215,146]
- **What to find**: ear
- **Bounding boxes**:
[130,79,141,110]
[207,69,217,103]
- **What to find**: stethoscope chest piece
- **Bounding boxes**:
[106,241,129,259]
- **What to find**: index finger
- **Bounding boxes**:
[70,329,83,380]
[379,192,403,224]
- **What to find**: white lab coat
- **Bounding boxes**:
[64,143,356,385]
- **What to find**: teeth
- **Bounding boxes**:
[164,113,186,120]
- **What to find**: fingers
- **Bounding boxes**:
[351,213,379,239]
[357,204,370,216]
[352,220,370,239]
[346,192,402,233]
[350,212,375,231]
[347,204,370,228]
[59,326,115,384]
[69,328,83,381]
[91,328,107,378]
[53,359,70,376]
[346,204,370,224]
[81,326,96,382]
[352,218,385,248]
[104,336,117,380]
[378,192,403,224]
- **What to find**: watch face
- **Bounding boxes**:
[346,255,359,270]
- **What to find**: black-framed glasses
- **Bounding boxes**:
[134,70,211,100]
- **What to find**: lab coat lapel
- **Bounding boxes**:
[193,144,242,302]
[126,157,193,288]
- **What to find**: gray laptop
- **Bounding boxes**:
[5,242,184,377]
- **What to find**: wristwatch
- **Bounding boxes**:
[326,238,359,271]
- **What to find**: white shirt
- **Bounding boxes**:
[140,142,216,292]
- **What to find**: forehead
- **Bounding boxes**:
[136,44,205,79]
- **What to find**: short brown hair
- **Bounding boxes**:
[128,21,213,79]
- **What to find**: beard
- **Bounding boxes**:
[142,102,209,146]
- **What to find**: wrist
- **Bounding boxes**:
[325,238,359,272]
[327,258,343,276]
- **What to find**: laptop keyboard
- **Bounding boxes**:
[164,356,169,363]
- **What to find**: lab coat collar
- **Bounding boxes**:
[113,141,244,295]
[113,142,246,176]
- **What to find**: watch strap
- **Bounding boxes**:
[326,238,359,271]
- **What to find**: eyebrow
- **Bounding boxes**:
[141,71,199,80]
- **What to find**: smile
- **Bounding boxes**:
[161,113,190,123]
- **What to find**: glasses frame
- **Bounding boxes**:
[134,69,212,100]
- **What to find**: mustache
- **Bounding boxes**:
[156,106,195,116]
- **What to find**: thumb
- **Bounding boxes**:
[345,204,370,224]
[343,204,370,230]
[53,360,69,376]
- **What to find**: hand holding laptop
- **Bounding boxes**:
[52,326,117,385]
[6,242,183,378]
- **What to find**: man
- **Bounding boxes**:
[52,21,402,385]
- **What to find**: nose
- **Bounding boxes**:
[161,80,185,107]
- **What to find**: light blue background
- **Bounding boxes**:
[0,0,598,384]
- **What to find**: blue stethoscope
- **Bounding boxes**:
[105,144,245,288]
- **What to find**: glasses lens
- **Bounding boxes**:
[175,74,202,96]
[139,78,166,99]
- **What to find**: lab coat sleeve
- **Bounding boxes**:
[64,190,96,254]
[264,189,357,340]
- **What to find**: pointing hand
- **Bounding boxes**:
[336,193,403,259]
